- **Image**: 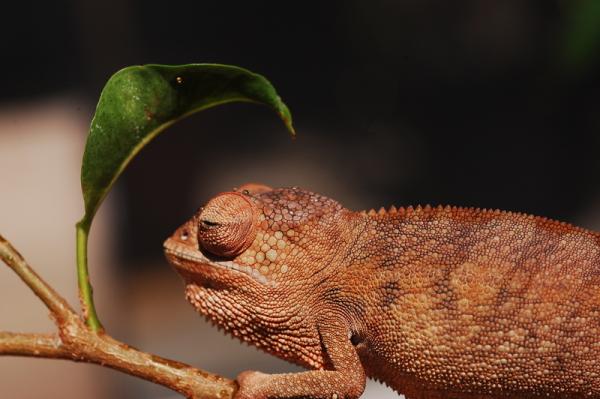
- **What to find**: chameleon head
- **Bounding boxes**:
[163,184,348,369]
[164,184,345,286]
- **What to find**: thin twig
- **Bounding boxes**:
[0,332,69,359]
[0,234,77,324]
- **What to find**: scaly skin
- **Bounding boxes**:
[164,184,600,399]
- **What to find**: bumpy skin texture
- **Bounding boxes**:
[164,185,600,399]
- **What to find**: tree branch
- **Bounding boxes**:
[0,234,237,399]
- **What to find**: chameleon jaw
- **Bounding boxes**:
[163,238,269,284]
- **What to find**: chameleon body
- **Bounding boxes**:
[164,184,600,399]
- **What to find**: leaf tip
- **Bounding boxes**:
[282,115,296,137]
[276,100,295,138]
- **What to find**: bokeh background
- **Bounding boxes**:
[1,1,599,398]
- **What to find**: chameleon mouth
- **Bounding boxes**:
[163,238,269,284]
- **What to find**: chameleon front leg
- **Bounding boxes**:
[235,321,366,399]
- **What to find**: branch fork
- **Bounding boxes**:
[0,233,236,398]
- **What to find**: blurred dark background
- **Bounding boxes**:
[1,1,599,398]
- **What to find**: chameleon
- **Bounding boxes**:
[163,183,600,399]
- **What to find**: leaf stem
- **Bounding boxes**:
[76,220,104,332]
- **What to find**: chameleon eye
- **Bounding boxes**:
[197,192,257,258]
[200,219,219,228]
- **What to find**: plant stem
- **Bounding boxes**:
[76,220,104,332]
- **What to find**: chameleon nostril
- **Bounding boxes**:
[181,230,189,240]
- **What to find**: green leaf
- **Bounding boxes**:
[81,63,294,225]
[77,63,294,331]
